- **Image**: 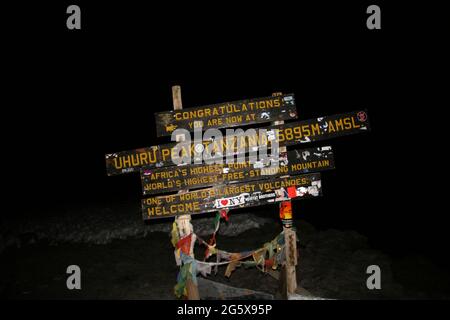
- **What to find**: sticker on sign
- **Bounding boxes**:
[141,173,322,219]
[105,110,369,176]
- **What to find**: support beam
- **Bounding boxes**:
[172,85,200,300]
[272,92,298,298]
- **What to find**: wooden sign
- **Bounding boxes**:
[105,110,369,176]
[276,110,369,145]
[142,173,322,219]
[141,146,334,195]
[154,94,298,137]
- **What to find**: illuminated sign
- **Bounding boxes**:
[105,110,369,176]
[140,146,334,195]
[155,94,298,136]
[141,173,322,219]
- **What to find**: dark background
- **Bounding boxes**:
[2,2,448,267]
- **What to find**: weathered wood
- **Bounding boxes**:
[172,85,200,300]
[272,94,297,297]
[279,266,287,300]
[140,146,334,195]
[142,173,322,220]
[155,93,298,137]
[284,226,298,295]
[105,110,369,176]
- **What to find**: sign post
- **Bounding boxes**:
[272,92,297,297]
[172,85,200,300]
[104,86,370,300]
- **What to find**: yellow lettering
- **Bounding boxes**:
[139,152,148,165]
[343,117,352,130]
[335,118,344,131]
[161,148,171,161]
[273,98,281,107]
[351,117,361,128]
[122,155,131,168]
[113,157,123,169]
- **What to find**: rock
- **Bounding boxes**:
[198,277,274,300]
[296,227,404,299]
[0,203,272,248]
[296,220,316,246]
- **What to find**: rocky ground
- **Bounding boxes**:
[1,202,449,299]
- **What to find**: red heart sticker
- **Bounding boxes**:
[221,199,229,206]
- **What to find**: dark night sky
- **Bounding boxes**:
[3,2,448,264]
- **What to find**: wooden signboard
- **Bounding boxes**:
[154,93,298,137]
[141,173,322,219]
[141,146,334,195]
[105,110,369,176]
[276,110,369,144]
[105,87,371,300]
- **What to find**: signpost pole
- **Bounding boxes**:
[272,92,298,298]
[172,85,200,300]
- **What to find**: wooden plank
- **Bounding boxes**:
[141,173,322,220]
[105,110,369,176]
[155,93,298,137]
[141,146,334,195]
[277,110,369,145]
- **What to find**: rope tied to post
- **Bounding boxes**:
[172,210,294,298]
